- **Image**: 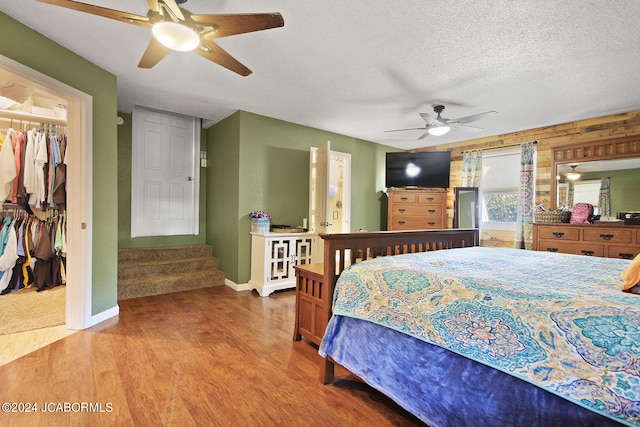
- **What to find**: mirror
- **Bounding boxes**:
[554,158,640,215]
[454,187,479,228]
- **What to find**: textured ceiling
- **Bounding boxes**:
[2,1,640,150]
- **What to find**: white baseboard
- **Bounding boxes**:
[225,278,251,292]
[87,305,119,329]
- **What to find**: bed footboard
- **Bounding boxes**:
[318,228,479,383]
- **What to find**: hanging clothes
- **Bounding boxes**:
[0,216,18,293]
[0,129,17,201]
[0,117,68,296]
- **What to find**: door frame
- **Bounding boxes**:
[0,55,93,330]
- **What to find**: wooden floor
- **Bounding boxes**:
[0,286,425,426]
[0,324,76,366]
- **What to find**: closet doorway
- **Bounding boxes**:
[0,55,92,332]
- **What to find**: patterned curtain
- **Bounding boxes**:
[567,183,574,207]
[514,142,536,249]
[461,150,482,187]
[599,177,611,217]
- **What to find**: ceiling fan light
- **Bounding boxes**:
[566,165,581,180]
[152,21,200,52]
[428,125,451,136]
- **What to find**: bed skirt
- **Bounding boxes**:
[320,315,624,427]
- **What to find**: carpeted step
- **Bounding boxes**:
[118,256,219,280]
[117,269,226,301]
[117,244,225,300]
[118,244,213,262]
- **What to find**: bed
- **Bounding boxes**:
[316,230,639,426]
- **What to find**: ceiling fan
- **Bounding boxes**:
[36,0,284,76]
[386,105,497,140]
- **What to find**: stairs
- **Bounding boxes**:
[118,244,225,300]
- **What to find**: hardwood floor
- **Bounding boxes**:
[0,325,76,366]
[0,286,425,426]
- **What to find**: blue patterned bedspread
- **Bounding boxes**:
[329,247,640,425]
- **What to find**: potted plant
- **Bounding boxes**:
[249,210,272,233]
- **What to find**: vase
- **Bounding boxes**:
[251,218,270,233]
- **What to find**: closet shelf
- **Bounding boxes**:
[0,108,67,126]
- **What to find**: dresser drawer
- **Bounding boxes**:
[537,226,580,241]
[538,241,604,257]
[583,228,632,244]
[607,245,640,260]
[418,193,445,204]
[390,192,418,204]
[391,204,444,217]
[390,216,444,230]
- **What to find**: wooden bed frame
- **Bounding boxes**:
[316,228,480,384]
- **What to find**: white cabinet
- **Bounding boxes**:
[249,232,319,297]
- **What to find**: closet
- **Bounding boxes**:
[0,64,69,334]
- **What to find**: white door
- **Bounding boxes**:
[309,141,330,234]
[131,106,200,237]
[309,141,351,234]
[327,150,351,233]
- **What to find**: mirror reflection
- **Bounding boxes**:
[454,187,479,228]
[556,158,640,217]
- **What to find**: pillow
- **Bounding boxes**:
[622,253,640,292]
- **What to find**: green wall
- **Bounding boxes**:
[579,168,640,214]
[116,112,207,248]
[207,111,399,284]
[0,12,118,315]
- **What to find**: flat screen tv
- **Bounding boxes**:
[385,151,451,189]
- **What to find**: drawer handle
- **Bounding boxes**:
[428,209,436,214]
[398,208,406,213]
[552,232,565,238]
[581,250,595,256]
[426,197,434,201]
[619,253,635,260]
[428,222,436,226]
[400,197,408,201]
[546,248,559,252]
[398,221,406,225]
[599,234,614,240]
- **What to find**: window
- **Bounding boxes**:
[480,150,521,230]
[571,180,600,207]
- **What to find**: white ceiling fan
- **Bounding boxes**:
[386,105,497,140]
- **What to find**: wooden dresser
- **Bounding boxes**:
[387,189,447,231]
[532,223,640,260]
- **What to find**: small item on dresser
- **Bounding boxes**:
[534,210,571,223]
[570,203,594,224]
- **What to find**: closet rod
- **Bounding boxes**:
[0,109,67,126]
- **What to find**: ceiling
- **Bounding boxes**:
[2,0,640,150]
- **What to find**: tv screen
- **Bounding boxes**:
[385,151,451,189]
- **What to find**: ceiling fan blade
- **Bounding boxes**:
[195,40,252,76]
[37,0,152,28]
[456,124,484,133]
[138,37,172,69]
[418,131,430,140]
[160,0,185,21]
[191,13,284,38]
[385,127,428,133]
[147,0,159,13]
[452,111,497,125]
